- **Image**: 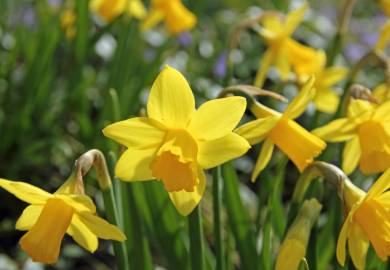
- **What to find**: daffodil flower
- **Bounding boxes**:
[373,83,390,103]
[90,0,146,23]
[103,66,250,215]
[236,77,326,181]
[295,50,347,114]
[61,9,77,40]
[381,0,390,17]
[312,98,390,175]
[141,0,196,35]
[336,169,390,270]
[0,178,125,264]
[254,3,319,87]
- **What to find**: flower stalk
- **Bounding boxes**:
[212,166,225,270]
[189,206,206,270]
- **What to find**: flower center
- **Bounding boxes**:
[19,198,74,264]
[269,118,325,172]
[358,120,390,174]
[150,129,198,192]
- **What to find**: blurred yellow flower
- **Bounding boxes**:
[255,3,319,87]
[276,199,322,270]
[313,98,390,175]
[236,77,326,181]
[373,83,390,103]
[295,50,347,113]
[337,169,390,270]
[141,0,197,35]
[103,66,249,215]
[0,178,125,264]
[61,9,76,39]
[381,0,390,17]
[90,0,146,23]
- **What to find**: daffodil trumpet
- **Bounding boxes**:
[0,171,125,264]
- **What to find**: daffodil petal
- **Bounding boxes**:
[235,116,279,145]
[77,212,126,241]
[312,118,356,142]
[284,3,308,36]
[375,20,390,52]
[168,168,206,216]
[163,0,197,34]
[115,148,156,181]
[56,194,97,213]
[0,178,51,204]
[321,67,347,87]
[128,0,146,19]
[347,99,373,118]
[197,132,250,169]
[336,214,352,267]
[342,136,361,175]
[16,205,44,231]
[188,96,246,140]
[147,66,195,128]
[374,99,390,120]
[313,88,340,114]
[140,9,165,31]
[67,214,98,252]
[283,76,315,119]
[254,49,274,87]
[348,222,369,270]
[252,139,274,182]
[274,45,291,81]
[367,168,390,198]
[102,117,166,149]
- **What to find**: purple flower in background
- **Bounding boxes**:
[213,51,228,79]
[177,32,193,47]
[21,6,36,28]
[344,44,367,62]
[48,0,62,9]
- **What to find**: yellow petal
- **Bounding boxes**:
[254,49,274,87]
[197,132,250,169]
[372,83,390,103]
[336,213,352,267]
[56,194,96,213]
[374,99,390,120]
[284,3,308,37]
[128,0,146,19]
[342,136,361,175]
[348,222,369,270]
[381,0,390,17]
[313,88,340,114]
[288,40,322,76]
[90,0,126,23]
[16,205,43,231]
[115,148,156,181]
[140,9,165,31]
[320,67,347,87]
[375,20,390,52]
[0,178,51,204]
[367,168,390,198]
[262,13,283,34]
[312,118,356,142]
[168,168,206,216]
[20,198,73,264]
[235,116,280,145]
[163,0,197,35]
[102,117,166,149]
[188,96,246,140]
[283,76,315,119]
[67,214,98,252]
[347,99,373,118]
[274,45,292,81]
[77,212,126,241]
[147,66,195,128]
[252,139,274,182]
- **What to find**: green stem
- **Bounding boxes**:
[212,167,225,270]
[189,206,205,270]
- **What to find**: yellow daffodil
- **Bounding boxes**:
[373,83,390,103]
[381,0,390,17]
[90,0,146,23]
[276,199,322,270]
[312,98,390,175]
[0,178,125,264]
[141,0,196,35]
[103,66,250,215]
[336,169,390,270]
[254,3,319,87]
[61,9,77,40]
[236,77,326,181]
[295,50,347,113]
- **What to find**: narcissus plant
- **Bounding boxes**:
[103,66,250,215]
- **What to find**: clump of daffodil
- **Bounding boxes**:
[61,9,77,39]
[312,98,390,175]
[141,0,196,35]
[336,168,390,270]
[295,49,347,113]
[373,83,390,103]
[103,66,250,215]
[0,177,125,264]
[90,0,146,23]
[275,198,322,270]
[254,3,319,87]
[236,77,326,181]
